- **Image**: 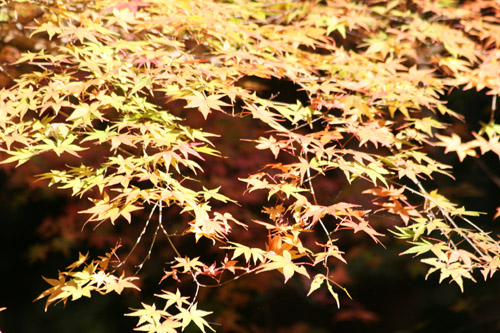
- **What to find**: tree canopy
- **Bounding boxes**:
[1,0,500,331]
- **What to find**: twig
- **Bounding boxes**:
[112,201,158,273]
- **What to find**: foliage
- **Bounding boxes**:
[1,0,500,330]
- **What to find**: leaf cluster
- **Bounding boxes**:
[1,0,500,330]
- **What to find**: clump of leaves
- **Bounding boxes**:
[1,0,500,331]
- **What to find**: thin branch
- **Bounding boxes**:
[158,201,181,258]
[112,201,158,273]
[414,182,487,258]
[135,217,161,274]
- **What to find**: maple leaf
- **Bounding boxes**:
[188,211,243,242]
[381,201,422,226]
[221,255,238,274]
[160,268,181,283]
[175,303,214,333]
[156,319,183,333]
[66,252,89,270]
[307,274,326,296]
[257,250,310,283]
[184,92,230,119]
[262,204,285,221]
[471,132,500,156]
[255,135,284,158]
[172,256,204,273]
[435,134,477,161]
[243,100,284,128]
[155,289,190,309]
[110,274,141,294]
[340,219,384,244]
[314,241,347,265]
[35,275,69,311]
[352,120,394,148]
[223,242,266,265]
[126,302,170,328]
[402,240,450,260]
[200,186,236,203]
